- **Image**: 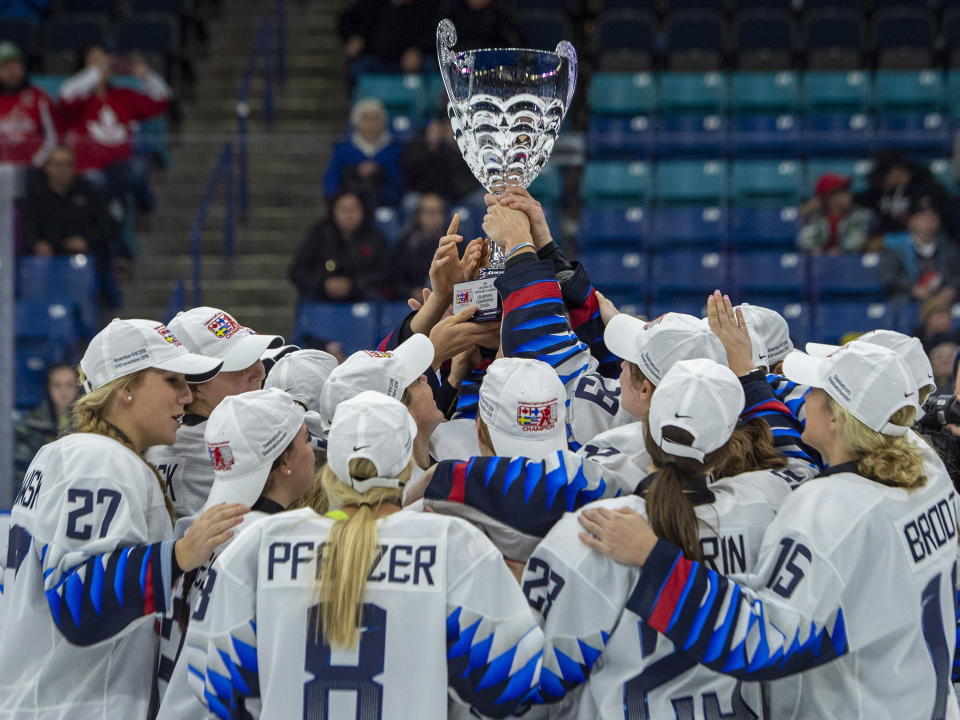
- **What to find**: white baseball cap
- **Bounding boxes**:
[327,391,417,492]
[201,388,305,510]
[261,343,301,373]
[478,358,567,459]
[318,334,435,432]
[80,318,223,392]
[168,306,283,373]
[604,312,727,385]
[783,343,919,436]
[806,329,935,396]
[648,358,744,462]
[264,349,340,436]
[738,304,794,366]
[698,317,767,370]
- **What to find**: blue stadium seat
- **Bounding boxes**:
[655,160,727,205]
[805,158,872,194]
[729,206,799,251]
[581,161,651,206]
[872,8,935,69]
[587,72,657,115]
[647,299,708,319]
[605,292,647,319]
[802,10,863,70]
[294,302,380,353]
[656,114,727,157]
[45,19,106,56]
[17,256,98,337]
[659,72,727,115]
[578,249,647,292]
[803,113,875,156]
[802,71,870,113]
[729,251,806,300]
[810,253,886,301]
[0,19,37,58]
[768,301,812,347]
[729,114,802,155]
[650,250,729,300]
[875,113,949,154]
[578,207,648,248]
[734,12,795,70]
[947,70,960,118]
[730,71,799,114]
[373,206,402,245]
[873,70,943,112]
[731,160,802,206]
[813,302,895,344]
[378,302,413,342]
[587,116,656,158]
[665,11,725,71]
[355,74,426,118]
[596,10,655,71]
[15,301,78,353]
[650,207,726,249]
[15,349,46,411]
[449,200,485,242]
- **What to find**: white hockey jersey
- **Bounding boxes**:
[628,461,960,719]
[146,416,213,519]
[0,433,177,720]
[525,470,792,719]
[183,508,544,719]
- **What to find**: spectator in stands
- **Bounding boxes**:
[930,342,959,393]
[391,192,447,300]
[915,300,960,353]
[402,115,478,205]
[859,150,953,236]
[338,0,439,78]
[13,363,78,481]
[289,190,389,302]
[0,41,56,167]
[0,0,48,21]
[880,196,960,305]
[796,172,871,254]
[20,145,113,259]
[59,45,171,225]
[442,0,522,51]
[324,98,404,208]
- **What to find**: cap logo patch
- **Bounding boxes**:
[517,400,558,431]
[207,441,235,472]
[155,324,181,346]
[363,350,393,358]
[205,312,242,339]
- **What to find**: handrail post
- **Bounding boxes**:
[223,143,236,262]
[276,0,286,86]
[262,19,275,128]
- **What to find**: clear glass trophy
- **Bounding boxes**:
[437,19,578,321]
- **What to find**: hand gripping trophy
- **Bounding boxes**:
[437,18,578,320]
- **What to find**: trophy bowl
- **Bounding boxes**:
[437,18,578,194]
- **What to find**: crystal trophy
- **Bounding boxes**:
[438,18,578,321]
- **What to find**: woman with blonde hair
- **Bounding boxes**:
[580,342,960,719]
[185,391,543,719]
[0,319,249,720]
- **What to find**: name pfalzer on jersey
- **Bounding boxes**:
[267,540,438,586]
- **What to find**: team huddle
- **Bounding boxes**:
[0,188,957,719]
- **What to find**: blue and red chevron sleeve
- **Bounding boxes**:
[562,262,619,379]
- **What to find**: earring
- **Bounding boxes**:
[285,469,292,475]
[127,395,133,401]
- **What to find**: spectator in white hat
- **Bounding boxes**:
[526,357,794,718]
[146,306,284,519]
[157,388,313,719]
[318,333,442,470]
[180,391,544,718]
[580,343,958,720]
[0,319,247,720]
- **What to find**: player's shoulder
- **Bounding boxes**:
[545,495,645,553]
[146,421,207,462]
[711,468,792,507]
[50,432,148,475]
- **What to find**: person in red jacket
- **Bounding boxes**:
[0,41,57,167]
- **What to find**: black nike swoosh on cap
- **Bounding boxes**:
[353,444,370,452]
[674,413,693,419]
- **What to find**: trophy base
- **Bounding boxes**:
[453,277,501,322]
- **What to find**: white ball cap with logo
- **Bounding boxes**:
[697,317,767,370]
[318,334,435,432]
[80,318,223,391]
[604,312,727,385]
[328,391,417,492]
[738,303,794,366]
[479,357,567,459]
[200,388,305,511]
[648,358,745,462]
[783,343,919,436]
[805,329,935,396]
[264,349,340,436]
[168,306,283,373]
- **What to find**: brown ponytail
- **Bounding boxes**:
[711,419,787,478]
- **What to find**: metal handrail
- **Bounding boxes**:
[188,142,235,306]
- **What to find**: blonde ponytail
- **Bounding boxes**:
[315,459,412,649]
[826,397,926,490]
[73,369,176,520]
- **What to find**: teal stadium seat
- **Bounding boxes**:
[355,73,427,118]
[654,160,728,205]
[588,72,657,115]
[659,71,727,115]
[581,161,651,206]
[873,70,943,112]
[929,158,958,195]
[528,165,562,205]
[731,159,802,206]
[802,71,870,113]
[730,71,799,114]
[946,71,960,117]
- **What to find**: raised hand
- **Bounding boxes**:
[428,305,501,367]
[706,290,754,377]
[428,214,466,302]
[481,204,533,254]
[484,186,553,249]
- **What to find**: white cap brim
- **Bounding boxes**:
[304,410,325,438]
[261,343,299,363]
[486,424,567,461]
[153,353,223,384]
[200,464,271,511]
[220,334,283,372]
[804,342,840,359]
[392,334,436,387]
[604,314,644,364]
[781,351,827,389]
